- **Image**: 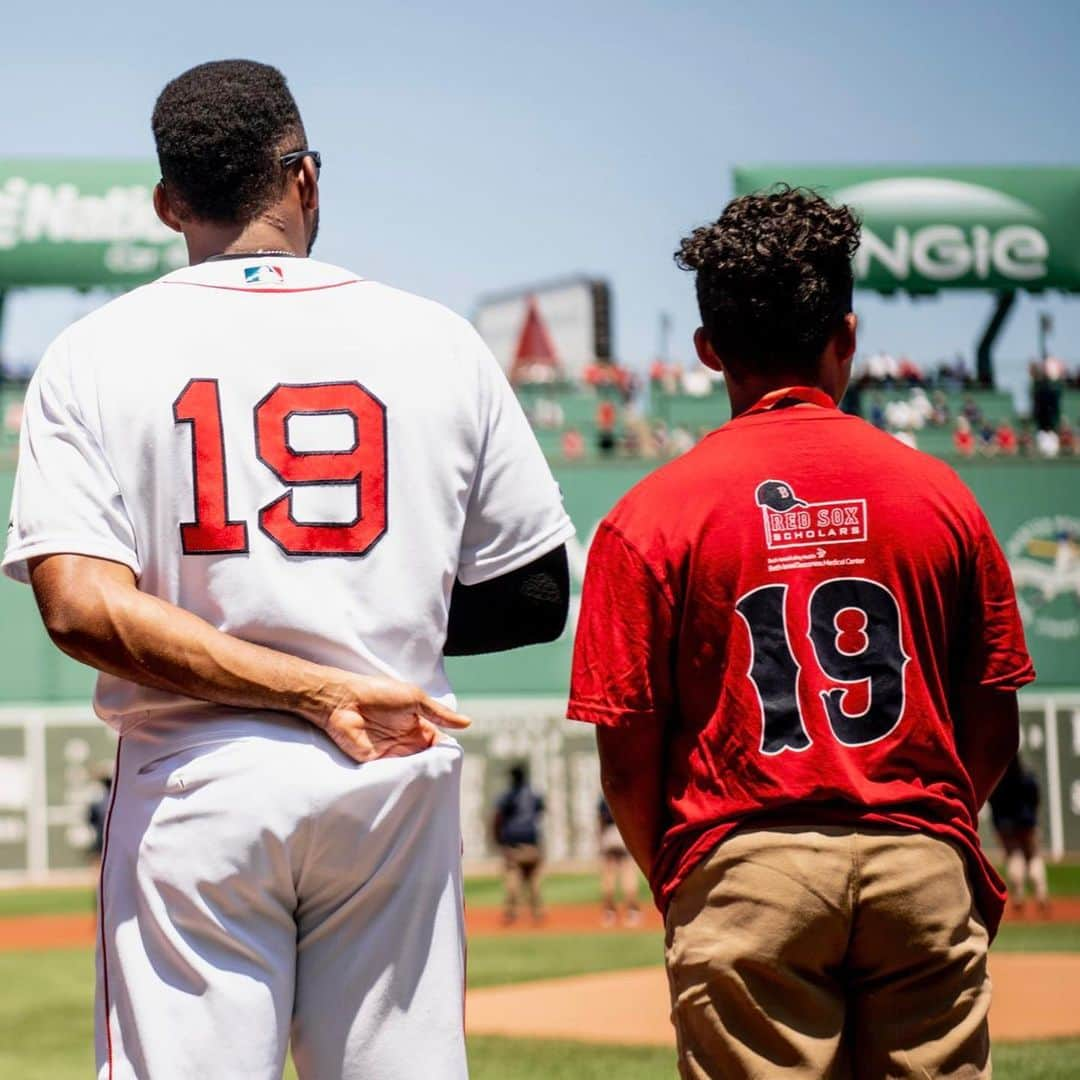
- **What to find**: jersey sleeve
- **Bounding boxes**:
[2,336,139,584]
[959,514,1035,692]
[457,328,575,586]
[567,520,675,730]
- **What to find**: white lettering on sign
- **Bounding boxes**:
[0,176,178,251]
[856,224,1049,283]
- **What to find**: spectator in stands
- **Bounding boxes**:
[864,350,898,384]
[596,399,617,456]
[953,416,976,458]
[87,768,112,872]
[561,427,585,461]
[909,387,933,428]
[1017,420,1035,457]
[989,755,1049,915]
[869,395,886,430]
[3,399,22,436]
[897,355,924,385]
[1032,359,1063,432]
[995,422,1019,456]
[961,396,983,426]
[651,420,670,456]
[930,390,951,427]
[680,367,713,397]
[532,397,564,430]
[1036,427,1061,458]
[977,421,997,456]
[670,425,695,456]
[493,764,546,925]
[598,796,641,927]
[1059,422,1076,456]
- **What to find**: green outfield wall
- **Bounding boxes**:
[0,456,1077,697]
[0,458,1078,880]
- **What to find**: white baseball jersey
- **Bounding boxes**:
[3,255,574,731]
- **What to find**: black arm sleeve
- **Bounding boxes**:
[444,544,570,656]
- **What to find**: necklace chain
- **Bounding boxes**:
[205,249,300,262]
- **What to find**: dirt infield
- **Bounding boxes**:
[466,954,1080,1045]
[2,901,1078,1049]
[0,898,1077,951]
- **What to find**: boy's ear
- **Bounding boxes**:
[694,327,723,373]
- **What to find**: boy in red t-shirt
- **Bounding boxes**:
[569,189,1032,1080]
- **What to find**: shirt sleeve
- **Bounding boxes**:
[959,513,1035,692]
[457,326,575,586]
[2,335,139,585]
[567,520,675,730]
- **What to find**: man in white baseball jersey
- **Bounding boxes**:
[3,60,574,1080]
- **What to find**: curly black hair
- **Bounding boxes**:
[676,187,860,378]
[152,59,306,224]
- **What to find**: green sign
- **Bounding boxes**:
[733,166,1080,294]
[0,159,186,288]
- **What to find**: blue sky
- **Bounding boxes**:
[3,0,1079,401]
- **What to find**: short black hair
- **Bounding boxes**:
[676,187,860,378]
[152,59,306,224]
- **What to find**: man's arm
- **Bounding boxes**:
[30,554,469,762]
[953,684,1020,808]
[596,724,665,878]
[444,545,569,656]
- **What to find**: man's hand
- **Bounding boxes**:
[307,675,471,762]
[29,554,470,764]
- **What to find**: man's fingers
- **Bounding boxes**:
[419,695,471,730]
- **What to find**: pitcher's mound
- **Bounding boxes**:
[466,953,1080,1046]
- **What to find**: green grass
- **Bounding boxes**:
[993,922,1080,952]
[464,871,617,909]
[0,872,620,920]
[2,946,1078,1079]
[994,1039,1080,1079]
[2,862,1078,920]
[0,886,95,918]
[468,1037,677,1079]
[0,948,94,1080]
[468,930,663,988]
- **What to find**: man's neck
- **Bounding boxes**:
[183,219,306,266]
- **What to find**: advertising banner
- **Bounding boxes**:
[0,159,186,288]
[733,166,1080,294]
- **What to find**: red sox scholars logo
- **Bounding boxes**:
[755,479,868,551]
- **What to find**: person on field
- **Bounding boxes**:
[598,795,641,926]
[493,764,546,924]
[569,187,1033,1079]
[4,59,573,1080]
[990,754,1049,914]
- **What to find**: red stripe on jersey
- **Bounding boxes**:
[98,737,123,1080]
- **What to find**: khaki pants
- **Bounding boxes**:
[502,843,543,920]
[665,826,991,1079]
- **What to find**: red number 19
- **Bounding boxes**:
[173,379,388,558]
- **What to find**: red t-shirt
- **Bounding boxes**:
[568,388,1034,936]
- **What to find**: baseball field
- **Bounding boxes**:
[2,868,1079,1078]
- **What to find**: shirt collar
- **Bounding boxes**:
[741,385,838,417]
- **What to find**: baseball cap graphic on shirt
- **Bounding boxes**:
[756,479,868,551]
[244,264,284,285]
[755,480,807,512]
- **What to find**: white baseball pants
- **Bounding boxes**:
[95,713,466,1080]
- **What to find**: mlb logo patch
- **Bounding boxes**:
[755,479,868,551]
[244,264,284,285]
